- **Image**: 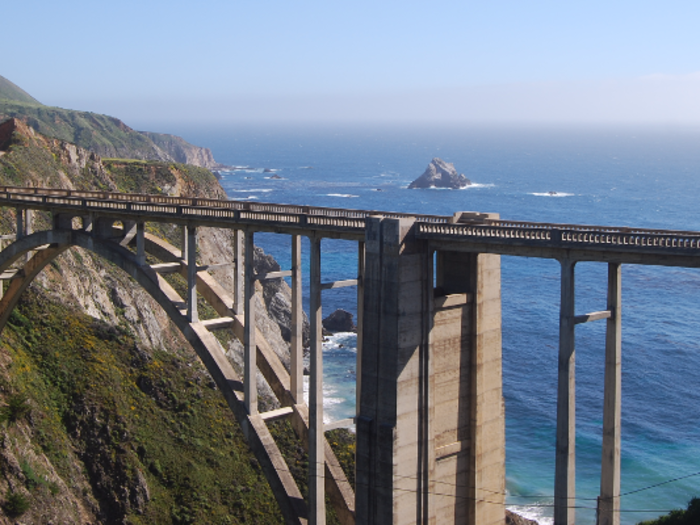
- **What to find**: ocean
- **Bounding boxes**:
[168,122,700,524]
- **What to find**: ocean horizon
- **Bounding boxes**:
[165,122,700,525]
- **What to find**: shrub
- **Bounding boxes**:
[638,497,700,525]
[4,489,30,516]
[0,392,31,425]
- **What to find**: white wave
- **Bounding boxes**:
[327,193,359,198]
[507,505,552,525]
[264,176,286,180]
[530,192,574,197]
[323,332,358,353]
[228,188,274,193]
[463,182,495,189]
[406,183,493,190]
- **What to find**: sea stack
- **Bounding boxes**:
[408,157,471,189]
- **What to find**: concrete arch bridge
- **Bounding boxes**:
[2,186,700,525]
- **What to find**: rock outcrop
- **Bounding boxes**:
[140,131,219,169]
[322,309,356,333]
[506,510,540,525]
[408,157,471,189]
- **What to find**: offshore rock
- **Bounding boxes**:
[408,157,471,189]
[322,309,356,333]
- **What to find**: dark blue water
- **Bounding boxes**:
[170,123,700,524]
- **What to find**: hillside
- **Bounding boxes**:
[0,75,218,169]
[0,76,40,105]
[0,118,348,524]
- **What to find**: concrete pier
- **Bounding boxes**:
[598,263,622,525]
[556,258,577,525]
[357,217,504,524]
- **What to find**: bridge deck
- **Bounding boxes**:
[2,185,700,266]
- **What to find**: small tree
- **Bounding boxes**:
[638,497,700,525]
[0,392,31,425]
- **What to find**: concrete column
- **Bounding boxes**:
[136,222,146,265]
[290,234,303,403]
[25,209,33,236]
[244,230,257,415]
[16,208,25,239]
[187,226,198,323]
[234,229,244,315]
[599,263,622,525]
[308,235,325,525]
[469,252,504,525]
[357,217,437,525]
[181,225,188,260]
[431,250,504,525]
[555,258,577,525]
[356,241,365,415]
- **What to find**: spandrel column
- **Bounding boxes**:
[555,258,576,525]
[290,234,303,403]
[244,230,257,415]
[308,235,325,525]
[599,263,622,525]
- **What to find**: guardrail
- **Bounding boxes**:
[0,186,449,225]
[3,186,700,255]
[417,222,700,253]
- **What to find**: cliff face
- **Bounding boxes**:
[0,119,297,523]
[140,131,218,169]
[0,101,219,169]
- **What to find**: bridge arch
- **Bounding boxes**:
[0,228,313,524]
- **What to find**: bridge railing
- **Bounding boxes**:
[417,222,700,252]
[4,185,700,253]
[0,185,449,225]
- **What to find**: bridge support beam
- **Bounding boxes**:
[234,230,244,315]
[556,258,577,525]
[15,208,32,239]
[357,217,504,525]
[187,226,198,323]
[291,234,303,403]
[244,230,257,415]
[309,235,325,525]
[355,241,365,416]
[598,263,622,525]
[136,222,146,265]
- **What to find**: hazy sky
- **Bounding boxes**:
[4,0,700,126]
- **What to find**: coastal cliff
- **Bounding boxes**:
[0,75,219,170]
[0,117,306,523]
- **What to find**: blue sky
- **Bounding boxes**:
[3,0,700,126]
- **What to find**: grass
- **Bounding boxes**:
[2,290,285,523]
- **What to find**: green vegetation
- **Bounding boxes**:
[103,159,220,197]
[638,498,700,525]
[3,489,30,516]
[0,100,163,160]
[0,391,31,425]
[0,75,41,105]
[2,290,285,524]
